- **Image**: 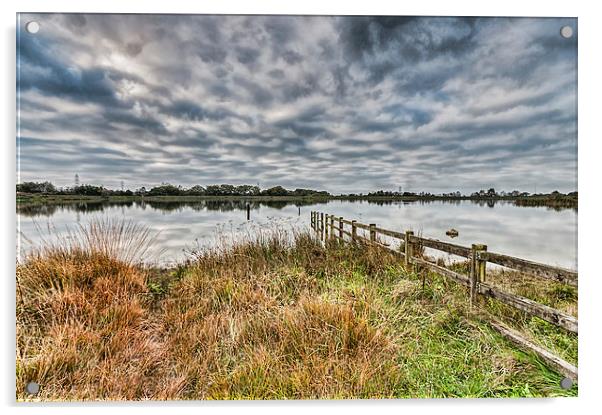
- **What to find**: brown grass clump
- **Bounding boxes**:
[17,249,169,400]
[159,234,400,399]
[16,220,170,400]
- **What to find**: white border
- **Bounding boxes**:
[2,1,601,414]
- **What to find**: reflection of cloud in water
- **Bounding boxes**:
[17,200,576,269]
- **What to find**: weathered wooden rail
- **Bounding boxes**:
[310,210,578,380]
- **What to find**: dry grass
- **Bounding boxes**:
[16,222,577,400]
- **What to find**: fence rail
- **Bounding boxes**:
[310,210,578,380]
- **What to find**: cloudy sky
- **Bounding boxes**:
[17,14,577,194]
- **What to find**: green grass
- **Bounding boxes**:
[16,223,577,400]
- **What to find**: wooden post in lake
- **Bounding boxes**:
[369,224,376,243]
[404,231,414,268]
[298,206,301,216]
[246,203,250,220]
[470,243,487,306]
[338,216,344,239]
[351,220,357,243]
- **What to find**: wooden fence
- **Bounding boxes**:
[310,210,578,380]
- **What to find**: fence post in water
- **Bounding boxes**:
[351,220,357,243]
[246,203,250,220]
[369,224,376,243]
[470,243,487,306]
[404,231,414,268]
[339,216,344,240]
[298,206,301,216]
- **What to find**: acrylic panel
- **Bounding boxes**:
[16,14,578,401]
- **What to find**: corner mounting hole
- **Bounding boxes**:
[26,381,40,395]
[25,21,40,34]
[560,377,573,390]
[560,25,573,39]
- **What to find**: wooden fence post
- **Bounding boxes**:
[470,243,487,306]
[369,224,376,243]
[311,211,314,229]
[404,231,414,268]
[320,212,324,240]
[330,215,335,240]
[324,214,329,239]
[478,244,488,283]
[339,216,344,239]
[351,220,357,243]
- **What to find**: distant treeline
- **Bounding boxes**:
[16,181,577,201]
[16,182,330,197]
[361,188,577,199]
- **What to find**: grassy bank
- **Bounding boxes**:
[16,222,577,400]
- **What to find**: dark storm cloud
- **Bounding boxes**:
[17,14,577,193]
[19,35,118,106]
[235,46,261,66]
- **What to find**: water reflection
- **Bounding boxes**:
[16,199,330,218]
[16,198,575,218]
[16,199,577,269]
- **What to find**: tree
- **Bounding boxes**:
[187,185,206,196]
[261,186,289,196]
[17,181,56,194]
[72,184,105,196]
[235,185,260,196]
[148,184,182,196]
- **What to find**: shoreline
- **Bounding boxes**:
[16,193,578,209]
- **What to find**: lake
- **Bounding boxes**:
[17,199,577,270]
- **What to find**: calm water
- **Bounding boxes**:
[17,199,577,269]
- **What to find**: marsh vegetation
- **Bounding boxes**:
[16,220,577,400]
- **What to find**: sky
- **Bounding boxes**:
[17,14,577,194]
